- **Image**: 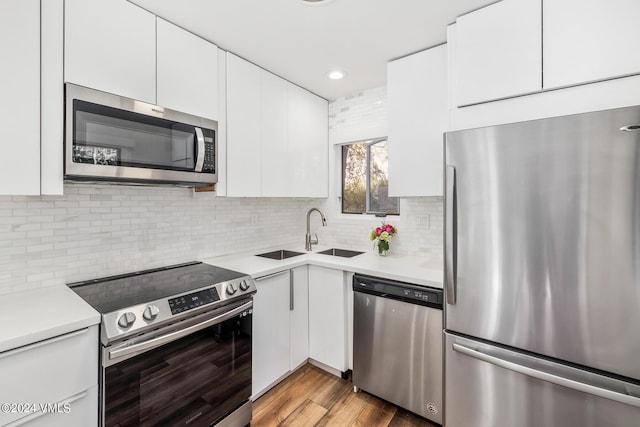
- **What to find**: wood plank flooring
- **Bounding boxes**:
[252,364,438,427]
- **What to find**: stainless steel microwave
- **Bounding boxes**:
[65,84,217,187]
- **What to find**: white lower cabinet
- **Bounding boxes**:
[252,265,350,395]
[308,266,348,373]
[12,386,98,427]
[252,267,309,398]
[0,326,99,427]
[252,271,291,398]
[290,266,309,370]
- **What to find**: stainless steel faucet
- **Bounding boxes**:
[305,208,327,251]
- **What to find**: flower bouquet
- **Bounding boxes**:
[370,222,397,256]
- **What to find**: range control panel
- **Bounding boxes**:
[353,274,443,309]
[168,288,221,315]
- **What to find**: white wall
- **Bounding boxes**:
[0,184,316,295]
[318,86,444,262]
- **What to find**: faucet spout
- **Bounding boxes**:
[305,208,327,251]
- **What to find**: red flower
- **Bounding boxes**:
[385,225,393,233]
[376,227,382,235]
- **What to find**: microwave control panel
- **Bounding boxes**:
[202,129,216,173]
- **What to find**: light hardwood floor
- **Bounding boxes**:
[252,364,439,427]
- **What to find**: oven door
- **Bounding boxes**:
[101,300,252,427]
[65,83,217,186]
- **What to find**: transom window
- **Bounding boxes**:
[341,138,400,215]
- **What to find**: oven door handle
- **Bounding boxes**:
[108,300,252,362]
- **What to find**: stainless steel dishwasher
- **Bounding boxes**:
[352,274,443,424]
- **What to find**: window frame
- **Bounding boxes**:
[340,137,400,216]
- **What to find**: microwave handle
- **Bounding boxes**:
[195,127,205,172]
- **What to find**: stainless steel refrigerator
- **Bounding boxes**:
[444,105,640,427]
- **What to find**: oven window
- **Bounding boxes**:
[73,100,196,171]
[104,313,251,427]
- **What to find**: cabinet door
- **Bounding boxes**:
[0,327,98,426]
[388,45,447,197]
[40,0,64,195]
[0,0,40,195]
[544,0,640,90]
[455,0,541,106]
[17,386,97,427]
[287,85,329,198]
[290,266,309,370]
[65,0,156,103]
[308,266,346,372]
[226,53,262,197]
[252,271,291,398]
[261,71,289,197]
[157,18,218,120]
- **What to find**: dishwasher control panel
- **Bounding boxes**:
[353,274,443,309]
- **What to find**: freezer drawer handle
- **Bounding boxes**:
[453,343,640,408]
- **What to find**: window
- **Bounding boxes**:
[341,138,400,215]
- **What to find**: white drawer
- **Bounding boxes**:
[5,386,98,427]
[0,326,98,426]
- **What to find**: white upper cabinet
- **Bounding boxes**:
[0,0,64,196]
[388,45,448,197]
[288,85,329,198]
[157,18,218,120]
[226,53,328,198]
[0,0,41,195]
[455,0,541,106]
[543,0,640,90]
[260,71,289,197]
[65,0,156,104]
[226,53,262,197]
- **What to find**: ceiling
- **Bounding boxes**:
[129,0,497,100]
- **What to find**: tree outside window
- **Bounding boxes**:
[342,138,399,215]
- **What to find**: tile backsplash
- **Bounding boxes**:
[315,198,444,262]
[0,184,316,295]
[329,86,388,144]
[1,85,444,295]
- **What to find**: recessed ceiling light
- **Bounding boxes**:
[328,70,346,80]
[299,0,335,5]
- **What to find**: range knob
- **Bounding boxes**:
[117,312,136,329]
[226,283,237,295]
[239,280,250,291]
[143,305,160,321]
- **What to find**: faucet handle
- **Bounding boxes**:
[311,233,319,246]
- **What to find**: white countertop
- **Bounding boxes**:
[201,245,443,288]
[0,285,100,353]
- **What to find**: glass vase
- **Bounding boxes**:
[377,244,389,256]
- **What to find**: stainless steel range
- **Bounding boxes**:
[69,261,256,427]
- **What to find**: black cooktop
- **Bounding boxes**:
[69,262,248,313]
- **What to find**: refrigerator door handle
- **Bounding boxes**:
[453,343,640,408]
[445,165,457,304]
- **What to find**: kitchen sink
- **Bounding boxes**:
[256,250,304,260]
[317,248,364,258]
